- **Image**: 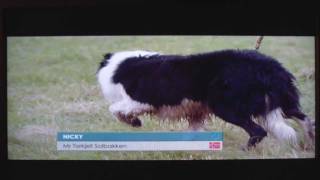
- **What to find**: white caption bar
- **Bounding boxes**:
[57,141,223,151]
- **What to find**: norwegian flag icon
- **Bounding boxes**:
[209,142,222,150]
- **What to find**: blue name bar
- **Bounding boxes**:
[57,132,223,141]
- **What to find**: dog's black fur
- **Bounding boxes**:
[113,50,301,116]
[100,49,314,148]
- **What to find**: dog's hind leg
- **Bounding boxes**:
[231,117,267,149]
[212,108,267,149]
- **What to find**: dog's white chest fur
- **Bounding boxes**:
[97,50,159,116]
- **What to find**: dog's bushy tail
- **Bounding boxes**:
[256,64,301,146]
[257,101,297,146]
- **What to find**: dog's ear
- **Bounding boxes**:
[104,53,113,60]
[98,53,113,72]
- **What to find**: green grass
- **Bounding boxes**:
[7,36,315,160]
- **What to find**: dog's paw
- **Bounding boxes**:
[131,118,142,127]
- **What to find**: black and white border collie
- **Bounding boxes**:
[97,49,315,149]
